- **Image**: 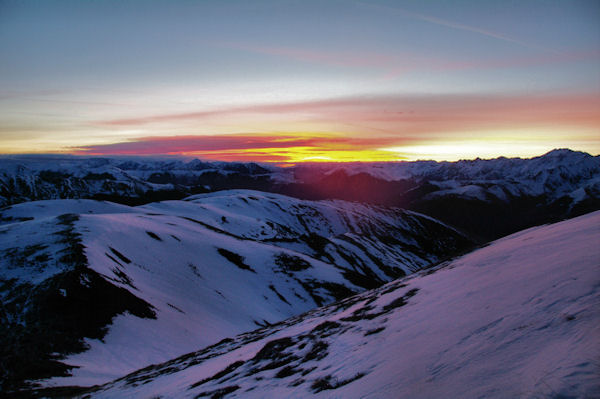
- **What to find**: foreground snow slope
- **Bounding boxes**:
[0,192,469,390]
[86,211,600,398]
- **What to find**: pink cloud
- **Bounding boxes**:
[212,40,599,82]
[224,43,403,70]
[75,91,600,162]
[97,92,600,135]
[432,49,600,71]
[73,134,405,156]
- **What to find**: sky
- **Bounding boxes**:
[0,0,599,162]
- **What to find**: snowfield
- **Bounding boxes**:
[84,211,600,399]
[0,191,469,390]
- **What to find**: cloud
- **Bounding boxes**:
[98,96,427,126]
[201,39,597,84]
[222,42,400,69]
[73,133,405,157]
[98,92,600,133]
[432,49,600,71]
[354,1,557,53]
[206,41,412,80]
[82,92,600,162]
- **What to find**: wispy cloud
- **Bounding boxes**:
[354,1,558,53]
[98,92,600,134]
[79,91,600,162]
[222,43,399,69]
[431,50,600,71]
[74,133,402,153]
[72,133,408,162]
[210,41,413,80]
[209,40,594,83]
[98,96,405,126]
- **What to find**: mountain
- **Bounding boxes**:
[0,155,275,207]
[1,149,598,241]
[2,152,597,397]
[76,210,600,399]
[0,191,471,393]
[282,149,600,240]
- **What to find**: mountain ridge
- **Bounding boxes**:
[2,149,598,241]
[64,210,600,399]
[0,191,471,392]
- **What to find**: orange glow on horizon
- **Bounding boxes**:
[71,127,600,163]
[186,148,407,163]
[98,146,409,163]
[3,92,599,162]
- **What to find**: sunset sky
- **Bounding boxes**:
[1,0,599,162]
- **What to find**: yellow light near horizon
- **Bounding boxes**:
[184,146,406,163]
[382,141,565,161]
[381,127,600,161]
[4,124,598,162]
[302,156,333,161]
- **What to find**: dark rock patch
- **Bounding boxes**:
[216,248,256,273]
[311,372,367,392]
[108,247,131,264]
[195,385,239,399]
[274,253,312,272]
[146,231,162,241]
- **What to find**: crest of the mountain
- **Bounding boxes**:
[0,191,471,391]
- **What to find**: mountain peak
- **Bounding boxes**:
[541,148,587,159]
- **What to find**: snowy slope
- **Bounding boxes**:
[84,211,600,399]
[0,191,470,391]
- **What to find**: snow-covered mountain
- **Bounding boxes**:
[0,155,274,207]
[1,149,598,240]
[287,149,600,240]
[0,191,470,393]
[300,148,599,199]
[76,210,600,399]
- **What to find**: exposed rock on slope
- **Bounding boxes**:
[0,191,471,392]
[81,211,600,399]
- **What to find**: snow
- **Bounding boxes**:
[0,199,138,222]
[303,149,600,202]
[88,211,600,398]
[0,190,468,388]
[424,184,489,201]
[2,149,598,209]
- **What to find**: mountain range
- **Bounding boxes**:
[0,150,598,398]
[2,149,598,240]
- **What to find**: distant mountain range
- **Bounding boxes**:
[2,149,599,240]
